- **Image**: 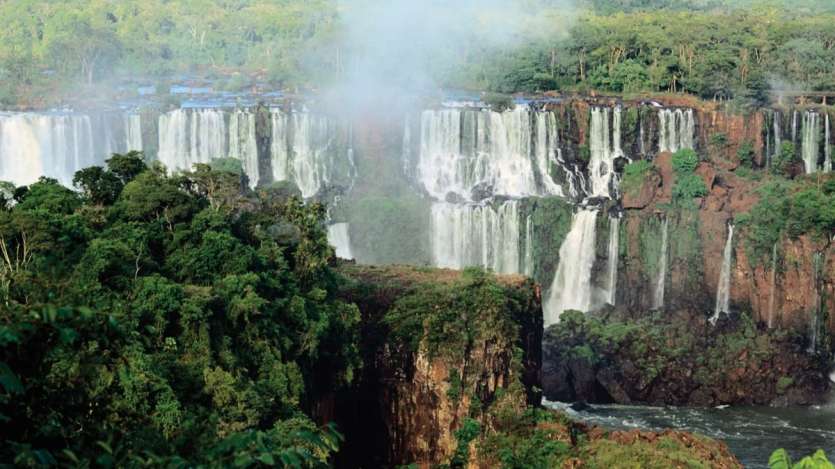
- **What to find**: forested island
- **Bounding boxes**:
[1,0,834,468]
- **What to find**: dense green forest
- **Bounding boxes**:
[2,0,835,105]
[0,155,359,465]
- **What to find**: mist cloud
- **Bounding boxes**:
[326,0,574,113]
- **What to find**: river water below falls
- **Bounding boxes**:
[545,400,835,468]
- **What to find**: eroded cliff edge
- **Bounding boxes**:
[328,264,741,468]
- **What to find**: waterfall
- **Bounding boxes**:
[606,216,620,306]
[808,252,824,353]
[524,215,534,278]
[588,107,623,199]
[544,210,598,326]
[430,200,522,275]
[771,111,782,168]
[228,110,259,188]
[791,111,798,144]
[327,223,354,260]
[125,114,143,152]
[801,112,821,174]
[0,113,103,187]
[158,108,226,173]
[270,110,339,198]
[417,107,566,201]
[658,108,695,153]
[768,243,778,328]
[825,113,832,172]
[653,217,669,310]
[157,108,259,188]
[711,224,734,324]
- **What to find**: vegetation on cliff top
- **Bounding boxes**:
[0,154,361,465]
[544,310,831,406]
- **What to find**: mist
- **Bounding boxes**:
[323,0,575,113]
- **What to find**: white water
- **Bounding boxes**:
[417,107,566,201]
[0,113,104,187]
[430,200,522,275]
[158,108,259,188]
[653,217,669,310]
[588,107,623,199]
[658,108,695,153]
[125,114,143,152]
[544,210,598,326]
[606,216,619,306]
[158,108,226,173]
[271,111,340,198]
[801,112,821,174]
[711,224,734,324]
[825,113,832,173]
[524,215,534,278]
[327,223,354,260]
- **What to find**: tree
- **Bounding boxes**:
[73,166,123,205]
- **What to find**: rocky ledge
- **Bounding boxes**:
[327,265,742,468]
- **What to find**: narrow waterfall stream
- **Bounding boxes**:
[544,210,598,326]
[524,215,534,278]
[825,113,832,172]
[606,216,620,306]
[712,224,734,324]
[653,217,669,310]
[327,223,354,260]
[802,112,821,174]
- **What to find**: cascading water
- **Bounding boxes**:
[430,200,522,275]
[808,252,824,353]
[801,112,821,174]
[125,114,143,152]
[653,217,669,310]
[606,216,620,306]
[327,223,354,260]
[228,110,259,188]
[271,110,340,198]
[544,210,598,326]
[825,113,832,173]
[158,108,226,173]
[0,113,102,186]
[417,107,567,201]
[158,108,259,188]
[588,107,623,199]
[658,108,695,153]
[524,215,534,278]
[711,223,734,324]
[772,111,782,168]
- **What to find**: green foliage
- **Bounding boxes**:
[621,160,653,196]
[672,149,700,174]
[484,94,515,113]
[0,163,360,465]
[737,141,756,168]
[670,149,706,206]
[736,175,835,265]
[770,449,835,469]
[773,142,800,177]
[451,418,481,467]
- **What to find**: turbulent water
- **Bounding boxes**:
[587,107,623,199]
[546,400,835,469]
[712,224,734,323]
[430,200,523,275]
[417,107,569,202]
[544,210,598,326]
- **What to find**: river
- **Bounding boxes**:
[545,400,835,468]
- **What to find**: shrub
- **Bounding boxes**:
[737,141,755,168]
[621,160,654,196]
[672,149,700,174]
